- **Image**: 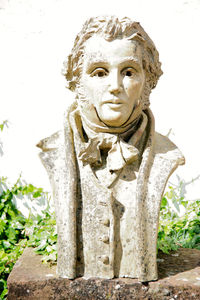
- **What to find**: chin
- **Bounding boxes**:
[98,106,130,127]
[101,115,126,127]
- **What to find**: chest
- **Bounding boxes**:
[77,156,139,278]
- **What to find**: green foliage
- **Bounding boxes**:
[0,178,25,299]
[26,212,57,264]
[0,121,8,132]
[0,176,56,299]
[0,121,57,299]
[158,184,200,253]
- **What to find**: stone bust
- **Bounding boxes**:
[37,16,185,282]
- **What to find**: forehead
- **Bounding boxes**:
[82,35,143,66]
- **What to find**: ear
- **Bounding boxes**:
[62,54,77,91]
[140,79,151,110]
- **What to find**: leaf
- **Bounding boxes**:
[5,227,17,242]
[33,191,42,198]
[0,220,6,235]
[2,241,11,250]
[160,197,168,209]
[34,239,48,251]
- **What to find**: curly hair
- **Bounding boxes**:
[62,16,163,108]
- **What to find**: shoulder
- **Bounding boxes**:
[154,132,185,166]
[36,130,63,152]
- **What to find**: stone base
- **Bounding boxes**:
[7,248,200,300]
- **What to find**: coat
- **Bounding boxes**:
[37,102,185,281]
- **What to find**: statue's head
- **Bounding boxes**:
[63,16,162,127]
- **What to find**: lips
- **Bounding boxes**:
[103,100,124,110]
[103,99,123,105]
[107,103,123,107]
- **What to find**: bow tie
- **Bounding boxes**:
[79,133,139,173]
[76,111,148,173]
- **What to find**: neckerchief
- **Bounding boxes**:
[72,109,148,173]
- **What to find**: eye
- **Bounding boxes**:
[121,67,136,77]
[126,70,133,77]
[90,68,108,77]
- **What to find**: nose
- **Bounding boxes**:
[108,70,122,95]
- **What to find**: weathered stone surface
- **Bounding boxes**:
[37,16,185,281]
[7,247,200,299]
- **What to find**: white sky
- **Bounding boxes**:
[0,0,200,200]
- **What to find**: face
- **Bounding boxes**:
[79,35,145,127]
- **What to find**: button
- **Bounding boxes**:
[98,200,107,206]
[102,256,109,264]
[103,219,110,227]
[100,235,109,243]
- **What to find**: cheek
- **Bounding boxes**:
[84,78,107,102]
[124,78,144,97]
[81,78,96,100]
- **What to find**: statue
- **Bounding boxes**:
[37,16,185,282]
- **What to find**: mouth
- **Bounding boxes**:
[103,101,124,111]
[103,99,123,105]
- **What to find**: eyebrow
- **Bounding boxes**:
[118,57,141,66]
[85,56,142,71]
[120,57,141,63]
